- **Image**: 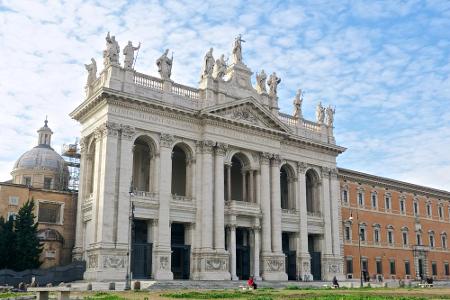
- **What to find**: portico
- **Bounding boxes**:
[71,34,345,282]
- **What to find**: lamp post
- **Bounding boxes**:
[349,210,363,288]
[125,184,135,291]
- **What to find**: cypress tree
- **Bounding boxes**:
[0,215,16,269]
[14,199,42,271]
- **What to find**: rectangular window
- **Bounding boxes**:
[400,200,405,214]
[417,234,422,245]
[388,231,393,245]
[414,202,419,216]
[376,259,382,274]
[445,263,449,276]
[38,202,62,224]
[405,261,411,275]
[432,262,437,276]
[439,206,443,219]
[358,193,364,206]
[402,232,408,246]
[44,177,52,189]
[345,226,351,241]
[8,196,19,206]
[360,228,366,242]
[390,260,396,274]
[346,258,353,274]
[385,196,391,210]
[374,229,380,244]
[343,190,348,203]
[430,235,435,248]
[23,176,31,186]
[372,194,377,208]
[427,204,432,217]
[442,236,448,249]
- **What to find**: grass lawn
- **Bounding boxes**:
[64,287,450,300]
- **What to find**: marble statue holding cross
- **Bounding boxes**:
[232,34,245,64]
[123,41,140,70]
[268,72,281,98]
[103,32,120,66]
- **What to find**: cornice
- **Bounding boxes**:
[338,167,450,200]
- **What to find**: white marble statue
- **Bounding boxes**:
[293,89,303,119]
[255,70,267,94]
[156,49,173,80]
[201,48,215,78]
[316,102,325,124]
[85,58,97,86]
[232,34,245,64]
[103,32,120,66]
[123,41,140,70]
[212,54,227,80]
[326,105,335,127]
[268,72,281,98]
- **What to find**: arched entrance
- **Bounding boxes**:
[306,169,321,213]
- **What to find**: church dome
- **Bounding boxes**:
[13,145,67,173]
[11,119,69,190]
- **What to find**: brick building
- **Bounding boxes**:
[0,120,77,269]
[340,168,450,281]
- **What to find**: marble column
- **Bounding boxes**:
[214,143,227,251]
[321,167,333,255]
[201,140,214,250]
[73,138,87,260]
[270,155,282,254]
[153,133,174,280]
[229,225,238,280]
[296,162,311,280]
[259,153,272,254]
[253,225,262,280]
[255,170,261,205]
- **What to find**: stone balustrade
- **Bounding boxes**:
[134,72,163,91]
[225,200,261,216]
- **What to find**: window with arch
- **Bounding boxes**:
[280,164,296,210]
[359,223,367,243]
[387,225,395,246]
[342,186,349,205]
[401,227,409,247]
[227,153,252,202]
[373,224,381,245]
[132,136,155,193]
[414,200,419,217]
[306,169,321,213]
[171,144,191,197]
[426,201,432,218]
[429,231,435,248]
[385,193,392,211]
[438,204,444,219]
[371,191,378,209]
[399,197,406,215]
[357,189,365,207]
[442,233,448,249]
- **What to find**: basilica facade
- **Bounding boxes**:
[70,35,345,281]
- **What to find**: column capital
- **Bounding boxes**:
[227,224,237,231]
[297,162,308,174]
[271,154,281,166]
[252,225,261,232]
[259,152,272,165]
[196,140,215,154]
[215,142,228,156]
[121,125,136,140]
[330,168,339,177]
[322,167,331,178]
[160,133,175,148]
[79,137,88,154]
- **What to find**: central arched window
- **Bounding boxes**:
[280,164,296,210]
[132,136,154,192]
[306,169,320,213]
[226,153,252,202]
[171,145,187,196]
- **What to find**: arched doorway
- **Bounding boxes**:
[171,145,187,196]
[280,164,296,210]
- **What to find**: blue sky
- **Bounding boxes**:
[0,0,449,190]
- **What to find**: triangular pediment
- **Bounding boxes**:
[200,97,291,133]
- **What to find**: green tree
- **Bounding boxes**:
[0,215,16,269]
[14,199,42,271]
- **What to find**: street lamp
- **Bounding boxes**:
[349,210,364,288]
[125,184,135,291]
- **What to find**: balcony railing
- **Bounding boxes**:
[307,211,322,218]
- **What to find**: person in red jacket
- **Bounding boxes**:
[247,276,257,289]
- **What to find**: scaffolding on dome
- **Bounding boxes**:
[61,140,80,192]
